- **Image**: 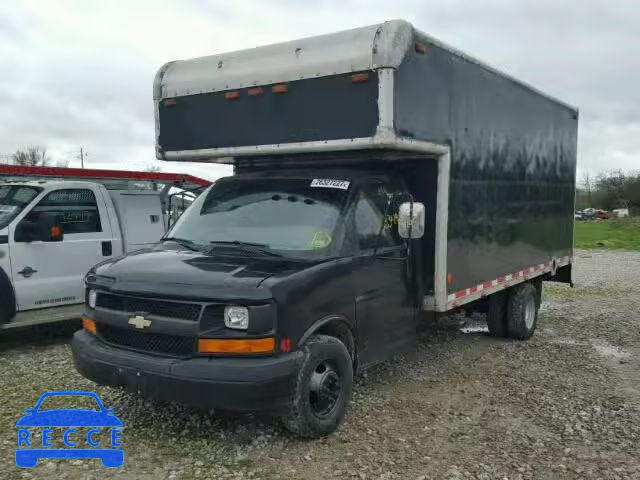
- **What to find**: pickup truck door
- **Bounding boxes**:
[351,180,418,366]
[8,186,115,311]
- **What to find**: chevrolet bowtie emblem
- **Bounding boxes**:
[128,315,151,329]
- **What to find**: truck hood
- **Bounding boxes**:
[93,247,311,301]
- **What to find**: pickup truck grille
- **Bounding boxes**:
[96,293,201,321]
[97,323,195,356]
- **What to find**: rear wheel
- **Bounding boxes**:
[506,282,539,340]
[486,291,508,337]
[281,334,353,438]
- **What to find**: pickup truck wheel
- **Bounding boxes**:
[0,303,10,324]
[281,334,353,438]
[486,291,508,337]
[506,282,539,340]
[0,287,14,324]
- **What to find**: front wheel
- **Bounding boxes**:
[281,334,353,438]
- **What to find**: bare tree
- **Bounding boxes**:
[581,172,593,207]
[11,146,50,167]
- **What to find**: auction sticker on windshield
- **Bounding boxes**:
[310,179,350,190]
[15,391,123,468]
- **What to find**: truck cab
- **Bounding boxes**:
[0,180,166,326]
[0,181,121,322]
[74,166,426,437]
[0,166,210,328]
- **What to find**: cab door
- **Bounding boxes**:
[351,179,418,366]
[9,186,114,311]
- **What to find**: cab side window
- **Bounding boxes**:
[354,182,402,250]
[25,189,102,234]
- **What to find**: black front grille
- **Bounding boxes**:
[96,293,201,321]
[200,305,226,332]
[97,323,195,356]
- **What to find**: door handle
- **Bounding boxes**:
[18,267,37,278]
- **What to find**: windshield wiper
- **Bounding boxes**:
[161,237,200,251]
[207,240,283,257]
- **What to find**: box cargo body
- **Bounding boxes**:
[153,20,577,311]
[69,19,578,439]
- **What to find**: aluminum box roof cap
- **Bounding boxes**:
[154,19,414,100]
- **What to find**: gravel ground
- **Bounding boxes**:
[1,249,639,479]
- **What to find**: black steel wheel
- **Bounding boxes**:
[281,334,353,438]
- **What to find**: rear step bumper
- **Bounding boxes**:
[72,330,303,412]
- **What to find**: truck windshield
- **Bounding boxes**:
[0,185,42,230]
[167,177,351,258]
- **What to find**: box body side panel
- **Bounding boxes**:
[395,42,578,293]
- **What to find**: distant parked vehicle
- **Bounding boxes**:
[578,209,595,220]
[594,210,614,220]
[613,208,630,218]
[0,165,209,329]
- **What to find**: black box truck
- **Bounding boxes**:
[72,20,578,437]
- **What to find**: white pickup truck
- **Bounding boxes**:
[0,167,209,329]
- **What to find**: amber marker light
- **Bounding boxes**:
[82,317,96,335]
[198,338,276,354]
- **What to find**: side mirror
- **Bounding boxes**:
[15,213,63,243]
[398,202,425,239]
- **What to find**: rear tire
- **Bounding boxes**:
[506,282,539,340]
[486,291,508,337]
[281,334,353,438]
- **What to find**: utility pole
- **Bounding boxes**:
[77,146,86,168]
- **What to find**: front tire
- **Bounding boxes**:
[281,334,353,438]
[506,282,539,340]
[0,276,16,324]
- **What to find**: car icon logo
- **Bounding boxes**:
[128,314,151,329]
[15,391,123,468]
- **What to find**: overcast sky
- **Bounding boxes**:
[0,0,638,181]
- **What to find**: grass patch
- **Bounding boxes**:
[543,284,609,300]
[574,218,640,250]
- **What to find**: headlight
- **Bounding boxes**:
[224,306,249,330]
[88,289,98,309]
[84,269,97,285]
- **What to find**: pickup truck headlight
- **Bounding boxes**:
[224,306,249,330]
[84,269,97,285]
[88,289,98,309]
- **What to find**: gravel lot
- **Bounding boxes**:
[1,249,639,479]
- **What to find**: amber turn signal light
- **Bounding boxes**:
[82,317,96,335]
[272,84,288,94]
[351,73,369,83]
[415,42,427,54]
[198,337,275,354]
